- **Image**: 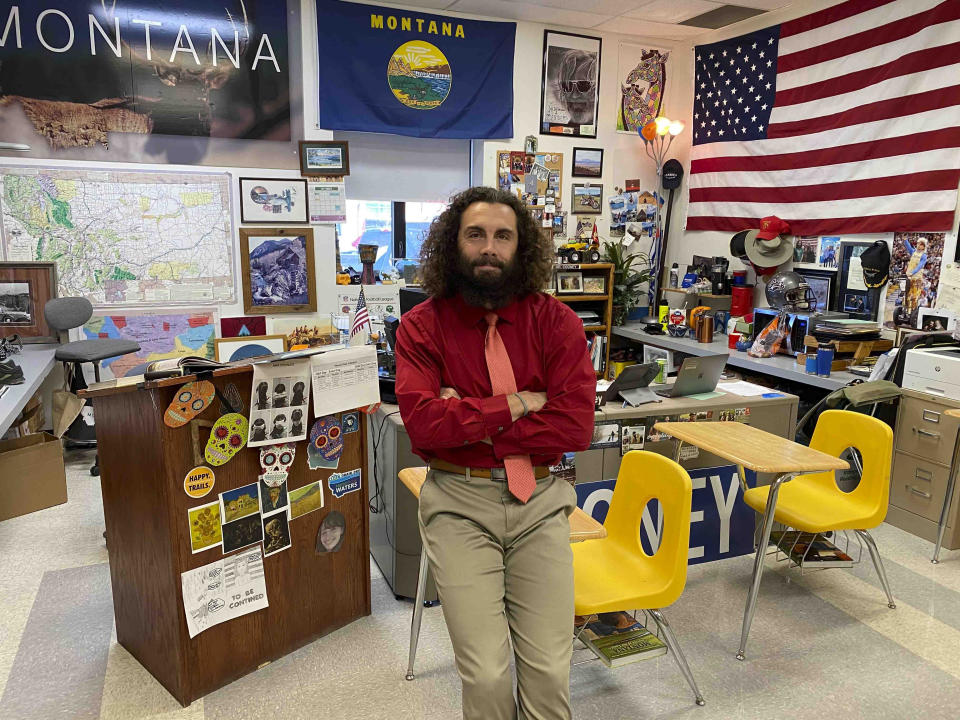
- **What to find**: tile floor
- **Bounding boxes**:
[1,448,959,719]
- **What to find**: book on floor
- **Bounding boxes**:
[771,531,854,568]
[575,611,667,668]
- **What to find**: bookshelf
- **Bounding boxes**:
[552,263,614,378]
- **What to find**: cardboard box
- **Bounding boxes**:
[0,433,67,521]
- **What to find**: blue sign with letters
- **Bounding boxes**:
[574,465,757,565]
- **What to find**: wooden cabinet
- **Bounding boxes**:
[553,262,614,378]
[886,389,960,549]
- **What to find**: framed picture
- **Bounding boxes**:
[239,177,309,224]
[0,262,58,343]
[214,335,288,363]
[556,271,583,294]
[572,147,603,177]
[582,275,606,294]
[793,236,840,271]
[571,184,602,214]
[298,141,350,177]
[220,316,267,338]
[917,307,956,333]
[794,270,834,314]
[837,241,877,321]
[239,228,317,315]
[540,31,601,139]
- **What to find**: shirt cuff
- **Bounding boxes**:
[479,394,513,438]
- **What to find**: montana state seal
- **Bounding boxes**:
[387,41,452,110]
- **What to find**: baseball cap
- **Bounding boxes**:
[859,240,891,288]
[756,216,790,241]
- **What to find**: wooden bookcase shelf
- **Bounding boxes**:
[552,262,614,379]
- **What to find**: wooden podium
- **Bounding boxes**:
[83,367,371,706]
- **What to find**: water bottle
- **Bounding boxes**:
[669,263,679,288]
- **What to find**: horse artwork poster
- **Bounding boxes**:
[617,43,669,134]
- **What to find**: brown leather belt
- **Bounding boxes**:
[429,459,551,480]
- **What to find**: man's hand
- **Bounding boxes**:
[507,391,548,421]
[439,387,461,400]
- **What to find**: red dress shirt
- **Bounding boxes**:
[394,292,596,468]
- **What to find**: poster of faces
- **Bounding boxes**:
[248,358,311,447]
[540,31,601,139]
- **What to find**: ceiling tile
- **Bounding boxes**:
[514,0,650,13]
[626,0,722,23]
[381,0,457,8]
[592,15,710,39]
[448,0,613,28]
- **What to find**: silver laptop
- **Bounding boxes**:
[654,354,726,398]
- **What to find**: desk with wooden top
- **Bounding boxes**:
[653,421,848,660]
[81,367,371,706]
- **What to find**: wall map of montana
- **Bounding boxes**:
[0,168,234,306]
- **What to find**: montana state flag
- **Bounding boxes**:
[316,0,515,139]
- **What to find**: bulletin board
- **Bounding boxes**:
[496,150,565,235]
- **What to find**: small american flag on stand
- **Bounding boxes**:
[350,286,371,344]
[687,0,960,235]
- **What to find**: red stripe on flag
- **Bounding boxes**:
[689,170,960,203]
[690,127,960,174]
[768,85,960,138]
[778,0,960,73]
[775,42,960,107]
[685,211,957,234]
[780,0,897,39]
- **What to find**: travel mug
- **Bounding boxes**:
[816,346,834,377]
[805,355,818,374]
[697,315,714,343]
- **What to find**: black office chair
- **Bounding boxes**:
[44,297,140,476]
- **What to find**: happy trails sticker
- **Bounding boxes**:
[184,466,215,498]
[327,468,361,499]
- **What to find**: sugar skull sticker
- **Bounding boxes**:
[165,380,215,428]
[205,413,249,466]
[260,444,296,487]
[308,415,343,470]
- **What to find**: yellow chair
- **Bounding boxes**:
[741,410,896,630]
[572,451,704,706]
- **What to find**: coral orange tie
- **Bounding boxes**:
[484,313,536,503]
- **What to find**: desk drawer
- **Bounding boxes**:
[896,395,960,466]
[890,452,950,522]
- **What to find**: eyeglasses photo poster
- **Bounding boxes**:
[539,31,601,139]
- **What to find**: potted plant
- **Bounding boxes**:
[602,241,651,326]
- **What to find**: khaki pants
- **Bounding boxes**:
[418,469,578,720]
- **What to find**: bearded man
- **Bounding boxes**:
[394,186,595,720]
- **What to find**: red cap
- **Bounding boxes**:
[756,215,790,241]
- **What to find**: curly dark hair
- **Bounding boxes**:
[419,187,554,299]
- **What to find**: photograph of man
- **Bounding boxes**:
[291,408,304,436]
[259,477,288,514]
[251,417,267,442]
[291,381,306,406]
[273,381,288,408]
[255,381,270,410]
[394,186,595,719]
[262,511,291,556]
[316,510,346,553]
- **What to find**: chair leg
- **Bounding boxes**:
[406,545,430,680]
[854,530,896,609]
[649,609,705,707]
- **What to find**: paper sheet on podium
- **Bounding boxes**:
[181,546,268,639]
[310,345,380,416]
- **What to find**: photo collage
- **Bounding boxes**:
[248,359,312,447]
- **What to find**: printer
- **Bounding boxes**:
[903,347,960,401]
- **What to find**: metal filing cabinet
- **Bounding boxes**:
[886,389,960,550]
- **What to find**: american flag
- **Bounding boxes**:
[687,0,960,236]
[350,287,371,339]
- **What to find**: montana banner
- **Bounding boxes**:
[315,0,515,139]
[0,1,290,147]
[687,0,960,235]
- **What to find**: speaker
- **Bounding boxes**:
[662,159,683,189]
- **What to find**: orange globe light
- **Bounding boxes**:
[641,121,657,141]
